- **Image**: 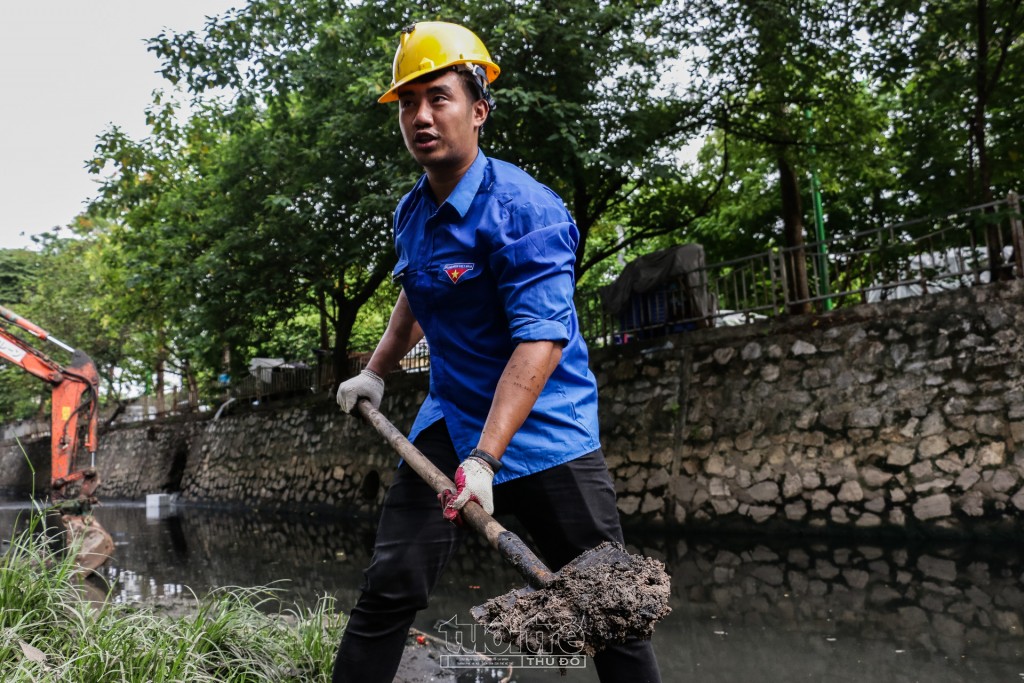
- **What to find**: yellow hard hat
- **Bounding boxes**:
[378,21,500,104]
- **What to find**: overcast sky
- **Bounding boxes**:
[0,1,238,250]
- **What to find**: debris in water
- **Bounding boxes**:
[473,542,671,657]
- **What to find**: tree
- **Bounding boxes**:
[20,221,155,402]
[100,0,716,382]
[90,98,232,406]
[864,0,1023,207]
[0,225,138,420]
[862,0,1024,277]
[0,249,47,421]
[131,0,427,381]
[681,0,874,312]
[468,0,712,280]
[0,249,44,305]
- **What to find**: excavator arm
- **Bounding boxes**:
[0,305,112,569]
[0,305,100,496]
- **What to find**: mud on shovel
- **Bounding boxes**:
[356,400,671,657]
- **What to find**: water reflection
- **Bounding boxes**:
[1,501,1022,682]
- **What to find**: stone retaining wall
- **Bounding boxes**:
[597,280,1024,536]
[3,281,1024,536]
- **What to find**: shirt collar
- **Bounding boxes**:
[446,151,487,217]
[412,150,487,218]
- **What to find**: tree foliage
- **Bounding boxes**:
[3,0,1020,416]
[0,223,137,420]
[862,0,1024,211]
[0,249,44,305]
[88,0,714,383]
[467,0,712,279]
[92,3,408,382]
[679,0,880,310]
[0,248,45,418]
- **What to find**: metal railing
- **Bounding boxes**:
[2,389,201,443]
[97,388,205,424]
[81,348,425,425]
[0,416,50,443]
[579,191,1023,346]
[347,339,431,377]
[214,340,431,408]
[227,365,328,404]
[9,194,1017,434]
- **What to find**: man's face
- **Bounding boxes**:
[397,70,488,172]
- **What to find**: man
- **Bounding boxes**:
[333,21,661,683]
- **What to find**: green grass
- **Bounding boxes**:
[0,517,346,682]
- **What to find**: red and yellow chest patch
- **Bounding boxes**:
[443,263,474,284]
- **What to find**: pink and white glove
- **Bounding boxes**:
[440,457,494,524]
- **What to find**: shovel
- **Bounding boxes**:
[355,399,671,656]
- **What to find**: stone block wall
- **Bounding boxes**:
[596,280,1024,535]
[4,280,1024,537]
[0,436,47,497]
[154,383,427,514]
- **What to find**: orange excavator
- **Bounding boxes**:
[0,304,114,570]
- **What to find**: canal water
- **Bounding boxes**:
[2,500,1022,682]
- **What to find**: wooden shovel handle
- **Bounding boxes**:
[356,399,557,588]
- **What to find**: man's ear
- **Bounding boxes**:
[472,98,489,128]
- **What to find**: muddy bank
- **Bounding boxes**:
[396,634,456,682]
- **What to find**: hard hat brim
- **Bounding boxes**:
[378,60,500,104]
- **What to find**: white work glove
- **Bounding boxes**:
[441,457,495,524]
[335,369,385,413]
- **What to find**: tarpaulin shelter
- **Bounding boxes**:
[599,244,715,340]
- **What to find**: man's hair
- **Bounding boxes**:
[455,69,488,107]
[410,66,494,112]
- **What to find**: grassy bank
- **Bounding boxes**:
[0,516,344,682]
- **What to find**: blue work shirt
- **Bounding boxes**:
[394,151,600,484]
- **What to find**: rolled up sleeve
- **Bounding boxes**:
[491,216,579,345]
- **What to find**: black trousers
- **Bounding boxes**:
[332,420,662,682]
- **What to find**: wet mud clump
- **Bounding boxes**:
[472,542,671,657]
